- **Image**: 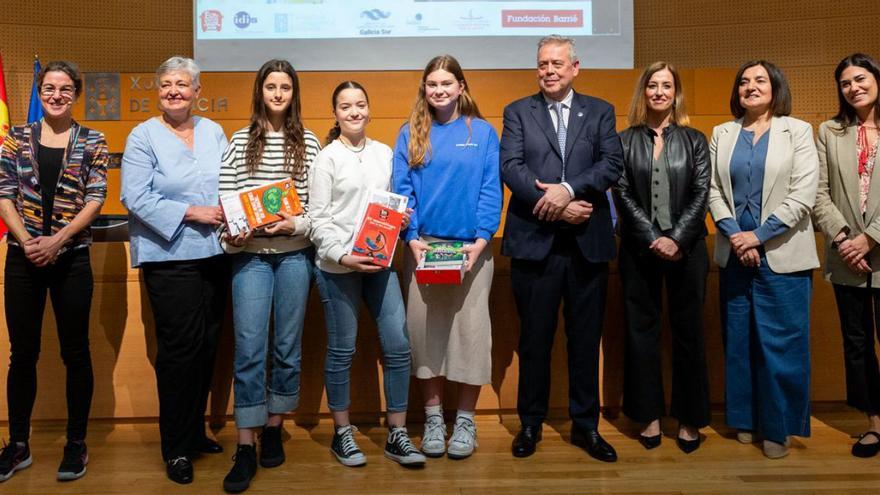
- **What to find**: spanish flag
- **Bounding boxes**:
[0,54,9,139]
[0,54,9,236]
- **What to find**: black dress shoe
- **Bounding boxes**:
[166,456,194,484]
[195,436,224,455]
[676,436,700,454]
[571,426,617,462]
[852,431,880,458]
[512,425,542,458]
[639,434,661,450]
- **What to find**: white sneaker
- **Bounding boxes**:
[421,415,447,457]
[447,416,477,459]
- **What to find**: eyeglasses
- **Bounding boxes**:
[40,85,76,98]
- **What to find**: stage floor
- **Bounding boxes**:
[3,408,878,494]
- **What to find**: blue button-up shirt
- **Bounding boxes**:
[715,129,786,243]
[121,116,227,267]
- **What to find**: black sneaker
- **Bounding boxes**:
[384,427,426,466]
[223,444,257,493]
[259,426,285,468]
[0,441,32,482]
[331,425,367,467]
[57,440,88,481]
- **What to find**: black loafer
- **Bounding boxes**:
[512,425,542,458]
[195,436,224,455]
[639,434,661,450]
[166,456,193,484]
[572,426,617,463]
[852,431,880,458]
[677,436,700,454]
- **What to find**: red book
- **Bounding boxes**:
[350,203,404,267]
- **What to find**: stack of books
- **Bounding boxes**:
[415,240,468,285]
[220,178,303,236]
[350,190,409,267]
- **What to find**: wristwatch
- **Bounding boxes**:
[831,227,851,250]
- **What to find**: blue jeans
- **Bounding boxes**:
[720,250,812,443]
[318,269,411,412]
[231,248,314,428]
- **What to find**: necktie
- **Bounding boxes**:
[554,102,567,177]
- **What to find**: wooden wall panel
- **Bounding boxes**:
[1,0,879,421]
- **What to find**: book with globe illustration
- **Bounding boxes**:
[220,178,303,236]
[350,190,408,267]
[415,240,469,285]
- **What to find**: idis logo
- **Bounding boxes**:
[361,9,390,21]
[234,11,258,28]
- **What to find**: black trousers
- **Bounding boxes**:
[142,255,229,461]
[4,245,94,443]
[832,283,880,415]
[618,239,711,428]
[511,235,607,431]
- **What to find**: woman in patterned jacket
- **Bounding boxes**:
[0,60,108,483]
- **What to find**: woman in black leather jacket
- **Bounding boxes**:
[613,61,711,454]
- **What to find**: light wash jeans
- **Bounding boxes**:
[231,248,314,428]
[317,269,411,412]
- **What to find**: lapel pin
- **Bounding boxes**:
[577,112,584,117]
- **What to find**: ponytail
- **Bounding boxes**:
[325,121,341,146]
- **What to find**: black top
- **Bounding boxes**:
[37,144,64,236]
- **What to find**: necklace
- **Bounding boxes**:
[339,138,366,161]
[161,115,195,145]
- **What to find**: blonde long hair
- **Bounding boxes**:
[627,61,690,127]
[406,55,483,168]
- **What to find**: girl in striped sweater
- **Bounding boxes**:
[219,59,321,493]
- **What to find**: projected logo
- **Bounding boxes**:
[501,10,584,28]
[360,9,390,21]
[358,8,392,36]
[275,13,289,33]
[406,12,439,33]
[234,11,258,29]
[455,9,489,32]
[199,10,223,32]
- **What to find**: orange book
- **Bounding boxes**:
[220,178,303,236]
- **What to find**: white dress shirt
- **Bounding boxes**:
[542,89,575,198]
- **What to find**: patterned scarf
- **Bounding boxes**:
[857,123,878,176]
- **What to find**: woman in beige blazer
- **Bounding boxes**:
[708,60,819,459]
[812,53,880,458]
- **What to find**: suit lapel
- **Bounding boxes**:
[563,94,587,159]
[835,125,863,227]
[761,116,788,212]
[529,93,563,160]
[716,120,740,209]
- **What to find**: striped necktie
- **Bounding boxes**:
[554,102,567,175]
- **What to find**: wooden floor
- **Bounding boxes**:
[3,408,880,494]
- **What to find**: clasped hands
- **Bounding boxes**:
[730,231,761,267]
[533,180,592,224]
[835,231,873,274]
[22,234,67,267]
[650,236,681,261]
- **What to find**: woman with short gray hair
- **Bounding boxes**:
[121,56,229,484]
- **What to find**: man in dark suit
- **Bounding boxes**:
[500,35,623,462]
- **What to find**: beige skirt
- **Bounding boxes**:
[403,237,493,386]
